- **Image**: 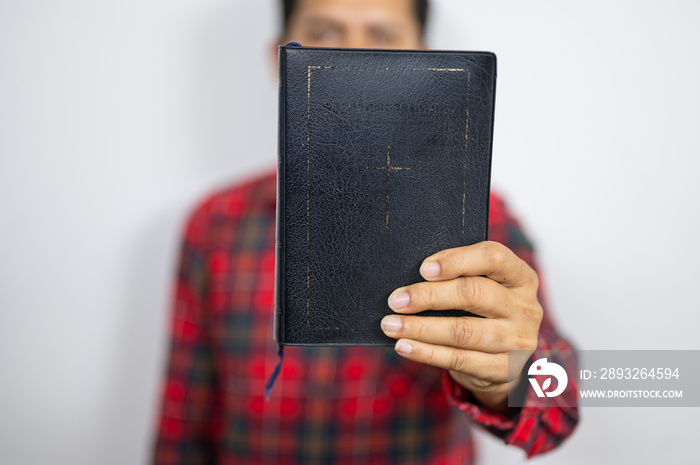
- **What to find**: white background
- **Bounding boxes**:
[1,0,698,463]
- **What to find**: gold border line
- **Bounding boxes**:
[305,65,470,329]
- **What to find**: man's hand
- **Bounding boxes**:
[380,241,542,412]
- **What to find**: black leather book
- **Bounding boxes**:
[275,45,496,346]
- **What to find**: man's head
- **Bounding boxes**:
[278,0,429,50]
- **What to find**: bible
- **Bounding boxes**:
[275,45,496,346]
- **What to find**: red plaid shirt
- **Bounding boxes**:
[153,171,578,464]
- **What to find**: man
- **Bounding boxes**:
[153,0,579,463]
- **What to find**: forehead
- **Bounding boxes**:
[291,0,417,23]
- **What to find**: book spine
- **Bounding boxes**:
[484,53,497,242]
[273,46,287,344]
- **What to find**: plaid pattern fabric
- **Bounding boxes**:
[153,170,578,464]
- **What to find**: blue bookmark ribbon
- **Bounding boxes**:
[264,344,285,401]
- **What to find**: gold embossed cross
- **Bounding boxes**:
[366,146,411,234]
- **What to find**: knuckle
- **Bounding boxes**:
[523,264,539,288]
[490,326,506,347]
[431,248,450,263]
[458,277,483,309]
[449,351,470,373]
[489,247,508,271]
[523,337,539,353]
[522,300,544,324]
[409,283,434,307]
[450,318,475,347]
[480,240,497,250]
[512,334,538,352]
[529,267,540,287]
[410,318,429,340]
[423,346,438,367]
[425,249,451,274]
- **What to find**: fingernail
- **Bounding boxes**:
[381,315,402,332]
[388,291,410,310]
[420,261,440,279]
[395,340,413,355]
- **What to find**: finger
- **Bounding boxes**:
[381,315,515,354]
[388,276,512,318]
[420,241,537,288]
[392,338,509,384]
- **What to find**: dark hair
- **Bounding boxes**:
[280,0,430,38]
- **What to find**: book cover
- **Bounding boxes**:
[275,45,496,345]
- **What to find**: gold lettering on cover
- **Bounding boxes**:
[307,66,312,326]
[463,70,470,237]
[366,146,411,234]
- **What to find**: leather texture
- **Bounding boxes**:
[276,46,496,345]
